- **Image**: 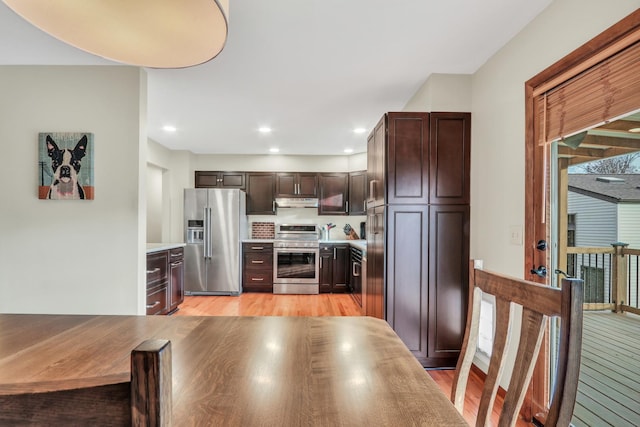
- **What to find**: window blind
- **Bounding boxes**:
[537,41,640,143]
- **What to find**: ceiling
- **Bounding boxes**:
[0,1,553,155]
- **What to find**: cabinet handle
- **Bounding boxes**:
[170,252,182,257]
[251,260,264,264]
[251,246,264,250]
[352,262,360,277]
[146,301,160,309]
[146,267,160,274]
[333,248,337,259]
[171,261,183,267]
[251,277,264,281]
[320,257,323,268]
[272,201,275,212]
[346,201,349,212]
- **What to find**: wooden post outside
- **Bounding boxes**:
[131,339,172,426]
[611,242,628,313]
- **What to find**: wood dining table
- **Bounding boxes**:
[0,314,467,426]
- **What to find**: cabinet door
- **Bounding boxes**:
[195,171,220,188]
[246,173,276,215]
[297,173,318,197]
[365,206,385,319]
[385,205,429,361]
[318,173,349,215]
[427,205,469,365]
[348,171,367,215]
[331,245,350,293]
[429,112,471,205]
[367,116,386,208]
[318,245,333,293]
[386,112,430,205]
[276,173,297,197]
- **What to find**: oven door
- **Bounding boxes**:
[273,247,319,285]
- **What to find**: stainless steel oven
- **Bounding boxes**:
[273,224,320,294]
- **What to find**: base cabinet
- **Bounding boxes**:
[147,247,184,315]
[319,244,349,293]
[242,243,273,292]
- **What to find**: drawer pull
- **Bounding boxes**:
[170,252,183,257]
[251,260,264,264]
[251,246,264,250]
[171,261,183,267]
[251,278,264,281]
[146,267,160,274]
[146,301,160,309]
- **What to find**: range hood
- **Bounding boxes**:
[275,197,319,208]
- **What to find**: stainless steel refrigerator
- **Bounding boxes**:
[184,188,248,295]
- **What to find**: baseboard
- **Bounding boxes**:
[470,363,507,399]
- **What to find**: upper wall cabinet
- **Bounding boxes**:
[348,170,367,215]
[246,173,276,215]
[276,173,318,197]
[318,173,349,215]
[195,171,245,189]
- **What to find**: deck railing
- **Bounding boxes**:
[566,243,640,315]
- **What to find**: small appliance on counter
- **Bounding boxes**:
[360,221,366,240]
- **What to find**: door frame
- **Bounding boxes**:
[524,9,640,422]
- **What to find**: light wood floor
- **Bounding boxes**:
[175,293,530,427]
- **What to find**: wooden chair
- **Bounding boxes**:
[451,267,583,427]
[0,339,172,426]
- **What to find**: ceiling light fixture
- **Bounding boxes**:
[259,127,272,133]
[2,0,229,68]
[353,128,367,134]
[163,125,177,132]
[344,148,354,153]
[269,148,280,153]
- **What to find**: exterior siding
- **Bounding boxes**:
[568,191,617,247]
[618,204,640,307]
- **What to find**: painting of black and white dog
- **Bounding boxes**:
[44,134,89,200]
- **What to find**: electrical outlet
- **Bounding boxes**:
[473,259,484,269]
[509,225,523,245]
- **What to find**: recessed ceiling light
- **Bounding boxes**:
[344,148,354,153]
[163,125,177,132]
[269,147,280,153]
[259,127,272,133]
[629,127,640,133]
[353,127,366,134]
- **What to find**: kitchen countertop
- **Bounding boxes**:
[242,238,366,250]
[146,242,186,253]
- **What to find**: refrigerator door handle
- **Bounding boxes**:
[207,207,213,258]
[204,207,211,259]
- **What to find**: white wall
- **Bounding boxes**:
[0,65,147,315]
[194,153,367,172]
[470,0,639,276]
[147,163,164,242]
[403,73,472,112]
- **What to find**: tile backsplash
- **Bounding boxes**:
[251,222,275,239]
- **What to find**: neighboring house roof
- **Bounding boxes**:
[568,174,640,203]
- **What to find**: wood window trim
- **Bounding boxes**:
[524,9,640,423]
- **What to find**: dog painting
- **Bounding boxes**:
[38,132,94,200]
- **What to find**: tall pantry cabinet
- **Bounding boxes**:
[365,112,470,368]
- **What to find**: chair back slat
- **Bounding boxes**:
[452,265,583,427]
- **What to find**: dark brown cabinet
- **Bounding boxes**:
[348,171,367,215]
[319,244,350,293]
[242,243,273,292]
[365,111,470,368]
[146,250,169,315]
[246,173,276,215]
[195,171,245,189]
[168,247,184,314]
[276,173,318,197]
[318,173,349,215]
[147,247,185,315]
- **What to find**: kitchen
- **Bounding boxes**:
[146,156,369,311]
